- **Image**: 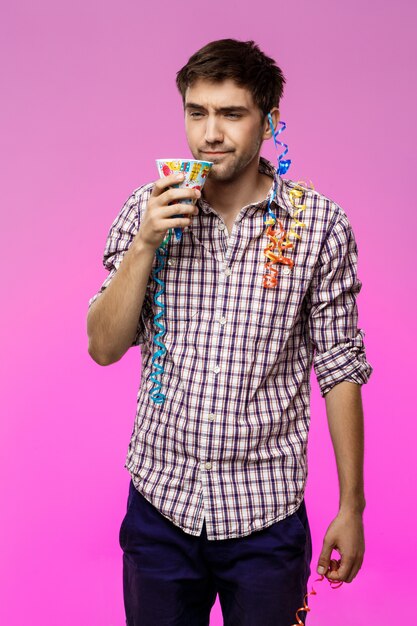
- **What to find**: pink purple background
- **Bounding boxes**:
[2,1,416,624]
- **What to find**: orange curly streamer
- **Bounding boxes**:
[291,559,344,626]
[262,181,312,288]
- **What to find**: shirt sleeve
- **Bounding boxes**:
[307,209,373,397]
[88,189,153,347]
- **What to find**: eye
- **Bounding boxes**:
[189,111,204,119]
[226,113,241,119]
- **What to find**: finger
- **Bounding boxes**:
[317,539,333,576]
[346,568,359,583]
[150,173,185,197]
[159,201,197,218]
[329,558,340,572]
[328,555,355,583]
[164,203,199,216]
[159,205,198,225]
[325,558,340,579]
[345,557,364,583]
[158,205,199,230]
[161,186,201,205]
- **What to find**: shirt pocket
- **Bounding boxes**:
[250,268,309,340]
[161,304,200,342]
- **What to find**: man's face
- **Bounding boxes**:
[184,78,267,183]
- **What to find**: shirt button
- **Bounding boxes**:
[218,316,227,325]
[282,266,291,275]
[205,461,212,470]
[212,365,220,374]
[208,413,216,421]
[217,223,226,230]
[224,268,232,277]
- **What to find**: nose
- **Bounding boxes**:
[204,115,223,144]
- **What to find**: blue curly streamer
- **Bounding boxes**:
[149,161,188,403]
[265,113,291,224]
[149,159,193,403]
[149,234,172,404]
[267,114,291,175]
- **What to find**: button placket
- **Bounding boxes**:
[199,220,241,490]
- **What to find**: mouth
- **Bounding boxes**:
[201,151,232,157]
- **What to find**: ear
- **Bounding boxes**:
[263,107,280,140]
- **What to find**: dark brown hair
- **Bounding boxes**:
[176,39,286,117]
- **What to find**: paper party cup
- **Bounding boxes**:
[156,159,213,241]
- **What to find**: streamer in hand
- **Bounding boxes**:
[291,560,344,626]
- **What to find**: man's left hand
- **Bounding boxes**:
[316,510,365,583]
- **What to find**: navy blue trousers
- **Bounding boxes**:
[119,479,312,626]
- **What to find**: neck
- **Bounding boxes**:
[202,157,273,215]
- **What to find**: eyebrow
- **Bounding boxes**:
[185,103,250,113]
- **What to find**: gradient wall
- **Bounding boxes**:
[1,1,415,624]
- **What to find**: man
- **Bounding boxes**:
[87,39,373,626]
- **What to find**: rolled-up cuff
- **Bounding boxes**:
[313,328,374,397]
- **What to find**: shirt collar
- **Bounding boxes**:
[198,156,296,219]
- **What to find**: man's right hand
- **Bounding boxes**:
[137,172,201,251]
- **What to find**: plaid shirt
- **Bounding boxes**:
[88,157,373,540]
